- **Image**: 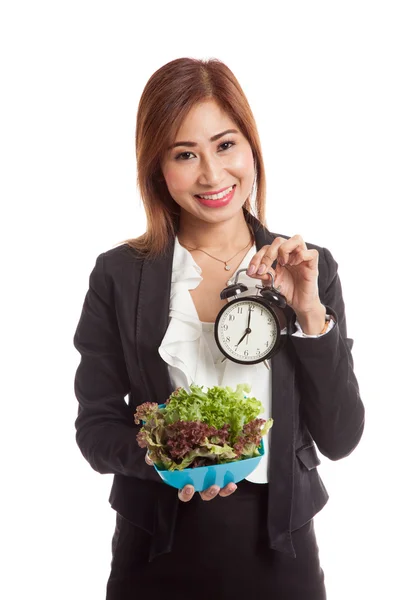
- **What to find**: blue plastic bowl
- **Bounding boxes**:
[154,438,265,492]
[145,404,265,492]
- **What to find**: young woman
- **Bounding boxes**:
[73,57,365,599]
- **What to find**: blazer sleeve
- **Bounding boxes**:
[289,247,365,461]
[73,252,161,483]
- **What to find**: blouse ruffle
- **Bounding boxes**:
[158,235,271,392]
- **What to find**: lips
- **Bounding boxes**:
[195,184,236,200]
[195,185,236,208]
[196,184,234,197]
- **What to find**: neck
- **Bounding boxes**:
[177,209,254,254]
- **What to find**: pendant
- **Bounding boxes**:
[225,264,231,271]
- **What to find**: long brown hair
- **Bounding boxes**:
[117,57,268,260]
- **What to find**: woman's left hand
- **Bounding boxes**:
[246,234,322,316]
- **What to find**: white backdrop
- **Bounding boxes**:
[1,1,399,598]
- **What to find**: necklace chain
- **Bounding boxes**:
[179,225,254,272]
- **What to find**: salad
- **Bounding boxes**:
[134,383,273,471]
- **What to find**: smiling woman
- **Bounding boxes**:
[73,56,365,600]
[119,57,267,260]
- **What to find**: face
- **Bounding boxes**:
[160,99,255,225]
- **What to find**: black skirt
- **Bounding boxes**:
[106,480,326,600]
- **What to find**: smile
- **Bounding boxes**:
[196,185,235,201]
[194,185,236,208]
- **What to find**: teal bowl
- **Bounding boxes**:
[146,404,265,492]
[154,438,265,492]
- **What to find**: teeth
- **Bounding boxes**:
[198,185,234,200]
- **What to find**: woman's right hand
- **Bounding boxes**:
[145,452,237,501]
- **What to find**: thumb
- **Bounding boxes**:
[145,452,154,466]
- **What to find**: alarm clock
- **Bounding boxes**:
[214,269,287,365]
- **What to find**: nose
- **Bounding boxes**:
[197,153,225,187]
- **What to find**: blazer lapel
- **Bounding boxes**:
[135,234,176,406]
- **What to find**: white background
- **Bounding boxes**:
[1,1,399,598]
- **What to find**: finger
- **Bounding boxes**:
[246,238,287,278]
[258,265,277,285]
[285,248,319,268]
[145,452,154,466]
[218,483,237,497]
[246,235,307,277]
[276,235,307,266]
[178,485,195,502]
[246,248,276,277]
[199,485,220,501]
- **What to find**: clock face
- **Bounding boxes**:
[215,298,279,364]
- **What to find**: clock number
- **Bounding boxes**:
[226,336,231,343]
[264,341,269,347]
[223,324,228,331]
[229,314,235,321]
[244,350,249,357]
[256,349,260,355]
[237,307,243,314]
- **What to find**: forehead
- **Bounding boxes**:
[174,100,237,138]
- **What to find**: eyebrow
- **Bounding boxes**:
[167,129,239,151]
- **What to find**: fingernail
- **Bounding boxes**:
[209,487,218,496]
[278,257,285,266]
[185,487,192,495]
[247,264,256,275]
[257,264,267,274]
[228,485,237,493]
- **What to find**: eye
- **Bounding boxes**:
[174,140,236,161]
[219,140,235,152]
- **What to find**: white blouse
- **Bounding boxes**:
[158,236,335,484]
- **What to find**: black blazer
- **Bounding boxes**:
[73,208,365,562]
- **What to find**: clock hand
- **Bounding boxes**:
[235,327,251,348]
[246,306,253,345]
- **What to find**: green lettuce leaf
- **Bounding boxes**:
[134,383,273,471]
